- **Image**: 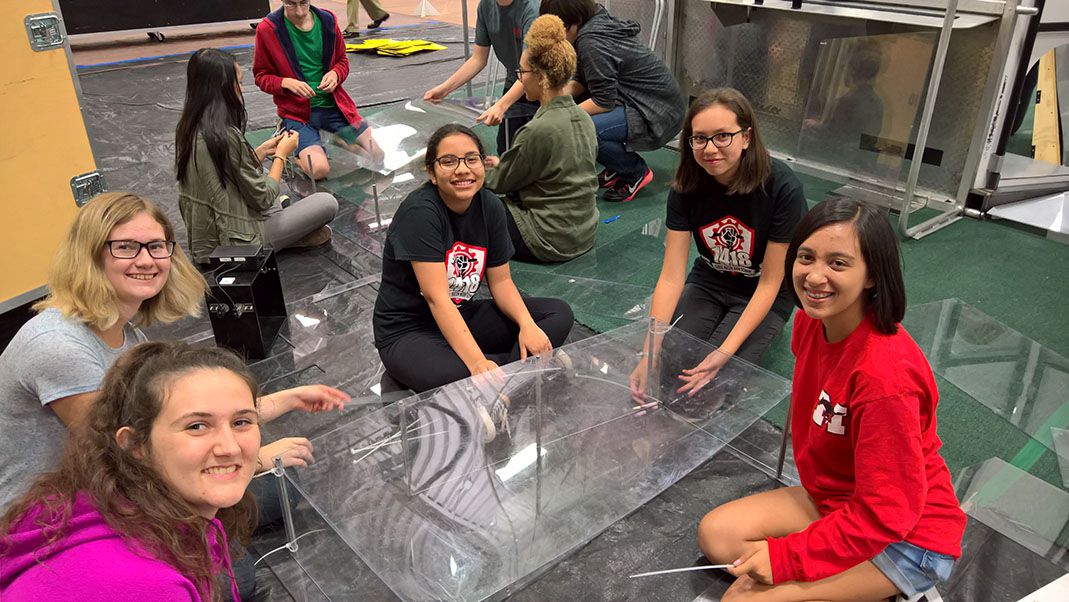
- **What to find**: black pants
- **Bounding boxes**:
[504,206,539,263]
[496,96,539,155]
[379,297,574,392]
[671,270,788,365]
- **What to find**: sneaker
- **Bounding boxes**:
[368,13,390,29]
[597,168,620,189]
[343,29,360,39]
[546,349,574,381]
[603,167,653,203]
[475,394,510,442]
[291,225,332,248]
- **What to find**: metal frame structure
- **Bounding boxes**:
[686,0,1044,240]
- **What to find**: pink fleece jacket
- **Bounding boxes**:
[0,493,238,601]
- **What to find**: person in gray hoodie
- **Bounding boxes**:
[540,0,685,202]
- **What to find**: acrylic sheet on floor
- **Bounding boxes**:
[270,319,791,601]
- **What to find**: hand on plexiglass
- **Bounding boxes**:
[258,437,315,470]
[517,325,551,361]
[676,348,732,397]
[628,360,649,403]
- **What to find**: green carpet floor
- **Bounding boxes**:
[250,115,1069,493]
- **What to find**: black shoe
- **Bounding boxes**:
[368,13,390,29]
[343,29,360,39]
[603,168,653,202]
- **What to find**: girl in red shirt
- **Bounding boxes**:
[698,199,966,601]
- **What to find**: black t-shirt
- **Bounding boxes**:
[665,158,807,317]
[374,182,514,347]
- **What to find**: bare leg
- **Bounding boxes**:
[700,487,900,602]
[297,145,330,180]
[333,126,385,167]
[722,563,898,602]
[698,486,821,564]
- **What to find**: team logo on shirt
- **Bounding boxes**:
[699,216,758,277]
[446,242,487,304]
[812,390,847,435]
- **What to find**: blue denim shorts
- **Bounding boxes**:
[871,540,955,596]
[281,106,368,156]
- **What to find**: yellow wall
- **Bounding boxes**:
[0,0,96,304]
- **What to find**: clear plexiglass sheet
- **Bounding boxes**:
[795,32,935,209]
[323,100,488,250]
[279,319,790,601]
[904,298,1069,450]
[955,458,1069,564]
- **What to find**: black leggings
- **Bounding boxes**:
[379,297,574,392]
[670,273,788,364]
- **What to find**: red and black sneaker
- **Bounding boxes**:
[597,168,620,189]
[603,167,653,203]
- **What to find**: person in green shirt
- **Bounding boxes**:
[176,49,339,264]
[484,14,598,262]
[254,0,383,180]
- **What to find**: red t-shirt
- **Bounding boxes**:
[767,311,967,584]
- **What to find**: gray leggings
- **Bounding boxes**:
[263,192,339,249]
[671,277,788,364]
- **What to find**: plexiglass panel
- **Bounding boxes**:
[905,298,1069,449]
[796,32,936,205]
[322,100,483,249]
[955,458,1069,564]
[277,319,790,601]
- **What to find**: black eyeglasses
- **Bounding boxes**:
[432,153,486,171]
[687,129,747,150]
[515,68,535,78]
[105,240,176,259]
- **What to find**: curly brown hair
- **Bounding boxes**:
[0,342,259,602]
[525,14,576,91]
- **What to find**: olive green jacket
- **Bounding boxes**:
[178,128,279,263]
[485,95,599,262]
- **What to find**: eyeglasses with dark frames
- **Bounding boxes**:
[687,129,747,150]
[515,68,535,79]
[105,240,176,259]
[432,153,487,171]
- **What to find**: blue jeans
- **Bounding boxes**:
[282,106,368,156]
[591,106,647,180]
[871,540,955,596]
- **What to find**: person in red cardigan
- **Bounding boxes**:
[698,199,967,601]
[254,0,383,180]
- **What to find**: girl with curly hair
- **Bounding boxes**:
[1,342,261,601]
[484,14,599,263]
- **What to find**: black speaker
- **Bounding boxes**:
[206,246,286,360]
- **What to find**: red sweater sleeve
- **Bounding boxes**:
[253,24,285,96]
[767,393,928,583]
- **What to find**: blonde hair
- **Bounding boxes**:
[34,192,207,330]
[525,14,576,91]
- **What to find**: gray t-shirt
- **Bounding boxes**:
[0,308,146,509]
[474,0,537,91]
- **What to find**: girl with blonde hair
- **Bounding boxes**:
[484,14,599,262]
[0,192,348,512]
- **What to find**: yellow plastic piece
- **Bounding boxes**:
[345,39,447,56]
